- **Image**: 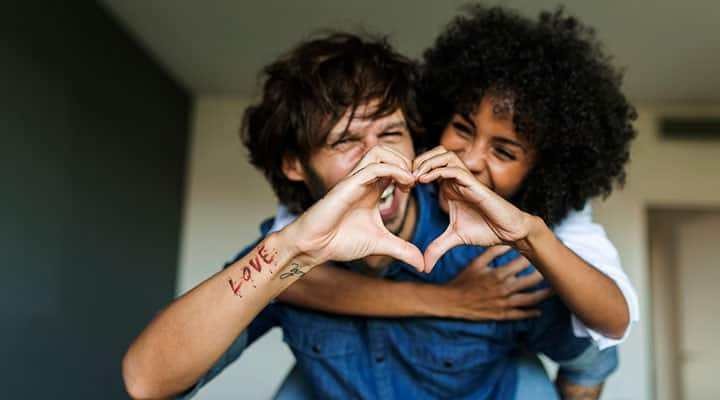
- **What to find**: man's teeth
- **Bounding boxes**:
[381,185,395,199]
[379,185,395,212]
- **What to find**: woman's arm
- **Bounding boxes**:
[277,245,551,321]
[516,216,629,338]
[416,155,630,338]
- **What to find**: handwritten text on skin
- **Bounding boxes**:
[228,245,275,297]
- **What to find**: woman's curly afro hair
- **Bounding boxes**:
[419,5,637,227]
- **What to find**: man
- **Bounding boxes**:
[123,32,628,399]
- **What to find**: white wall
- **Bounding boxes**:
[178,96,720,399]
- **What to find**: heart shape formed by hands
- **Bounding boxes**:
[411,146,532,273]
[294,145,531,274]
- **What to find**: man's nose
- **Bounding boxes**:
[363,135,379,149]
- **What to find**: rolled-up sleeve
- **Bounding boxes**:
[554,203,640,349]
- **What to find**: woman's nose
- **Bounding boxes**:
[461,148,488,174]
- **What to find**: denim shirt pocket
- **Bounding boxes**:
[280,307,371,399]
[283,327,364,358]
[396,320,516,399]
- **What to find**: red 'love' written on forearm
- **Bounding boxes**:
[228,244,275,297]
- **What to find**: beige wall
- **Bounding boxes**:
[592,103,720,399]
[676,214,720,399]
[648,209,683,400]
[178,96,720,399]
[177,97,293,399]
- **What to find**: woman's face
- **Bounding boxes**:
[438,96,536,210]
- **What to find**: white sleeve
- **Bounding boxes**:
[553,203,640,349]
[269,204,298,233]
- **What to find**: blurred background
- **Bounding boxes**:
[3,0,719,398]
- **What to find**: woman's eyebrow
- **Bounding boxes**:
[493,137,527,153]
[459,113,476,129]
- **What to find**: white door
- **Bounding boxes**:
[677,213,720,399]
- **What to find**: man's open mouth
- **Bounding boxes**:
[379,184,398,218]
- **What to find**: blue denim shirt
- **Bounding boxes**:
[191,185,591,399]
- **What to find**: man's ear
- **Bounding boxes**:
[282,154,306,183]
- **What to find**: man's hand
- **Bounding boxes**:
[438,246,552,320]
[414,146,535,271]
[284,152,425,272]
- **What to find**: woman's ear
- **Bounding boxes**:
[282,155,306,183]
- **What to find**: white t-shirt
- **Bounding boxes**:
[269,202,639,349]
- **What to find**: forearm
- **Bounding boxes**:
[516,216,629,338]
[122,232,310,399]
[277,264,446,318]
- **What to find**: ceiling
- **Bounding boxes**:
[101,0,720,102]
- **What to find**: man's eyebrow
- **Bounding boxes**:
[328,129,352,143]
[329,120,408,143]
[379,120,408,131]
[327,122,358,143]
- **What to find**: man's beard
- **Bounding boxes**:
[303,162,411,234]
[301,162,414,270]
[301,162,330,202]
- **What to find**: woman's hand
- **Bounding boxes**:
[414,146,535,271]
[439,246,552,320]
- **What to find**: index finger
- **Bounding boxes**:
[412,145,449,171]
[495,256,532,281]
[352,145,412,175]
[350,162,416,190]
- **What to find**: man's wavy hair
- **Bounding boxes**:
[419,5,637,226]
[242,32,424,214]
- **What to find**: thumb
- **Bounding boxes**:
[423,228,463,274]
[374,231,426,273]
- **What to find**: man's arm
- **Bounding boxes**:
[122,156,422,400]
[122,233,314,400]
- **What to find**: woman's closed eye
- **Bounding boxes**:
[493,146,517,160]
[452,122,473,137]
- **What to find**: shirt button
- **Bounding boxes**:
[375,355,385,363]
[312,345,321,353]
[443,360,453,368]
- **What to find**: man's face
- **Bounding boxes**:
[291,101,416,235]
